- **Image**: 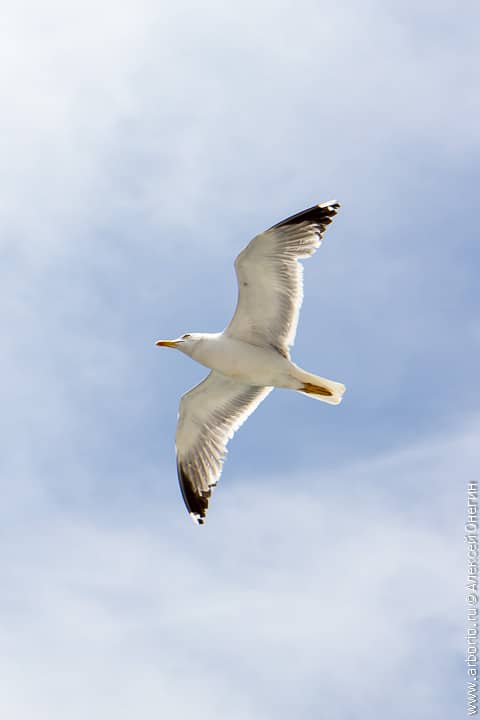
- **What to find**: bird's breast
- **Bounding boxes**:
[192,336,289,386]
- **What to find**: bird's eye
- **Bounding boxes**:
[181,334,191,340]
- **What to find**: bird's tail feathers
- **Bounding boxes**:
[294,368,345,405]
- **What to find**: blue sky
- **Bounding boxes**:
[1,1,479,717]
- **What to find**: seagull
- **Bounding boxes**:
[156,201,345,524]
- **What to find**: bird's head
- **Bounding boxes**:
[155,332,202,356]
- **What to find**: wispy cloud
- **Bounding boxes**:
[0,418,472,719]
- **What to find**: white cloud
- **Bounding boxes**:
[2,0,479,255]
[0,418,472,719]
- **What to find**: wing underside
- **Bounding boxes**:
[225,201,341,356]
[175,371,272,523]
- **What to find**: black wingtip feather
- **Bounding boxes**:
[269,200,341,230]
[177,461,210,524]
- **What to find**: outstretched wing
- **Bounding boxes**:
[225,201,341,357]
[176,371,272,524]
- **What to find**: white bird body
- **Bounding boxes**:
[183,333,293,387]
[156,201,346,524]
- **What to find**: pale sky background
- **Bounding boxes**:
[1,1,479,718]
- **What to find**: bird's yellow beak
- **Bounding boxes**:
[155,340,179,348]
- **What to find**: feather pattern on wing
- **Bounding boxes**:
[176,370,272,524]
[225,201,340,357]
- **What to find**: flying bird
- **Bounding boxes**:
[156,201,345,524]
